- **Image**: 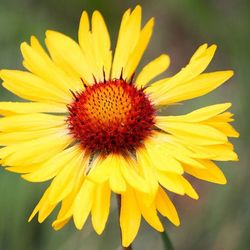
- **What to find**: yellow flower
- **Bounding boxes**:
[0,5,238,247]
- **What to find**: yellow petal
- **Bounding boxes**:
[88,155,112,183]
[119,155,150,193]
[180,177,199,200]
[112,6,142,79]
[73,179,95,229]
[190,143,238,161]
[190,43,208,61]
[151,70,233,106]
[88,154,126,193]
[0,131,72,167]
[89,154,127,193]
[109,155,127,194]
[211,112,234,123]
[185,44,217,79]
[21,42,78,94]
[152,132,204,157]
[157,171,185,195]
[120,187,141,247]
[45,38,84,90]
[22,145,81,182]
[184,160,227,184]
[156,120,228,145]
[53,211,72,230]
[52,171,85,230]
[30,35,51,62]
[91,11,112,81]
[145,139,183,174]
[136,147,159,197]
[148,44,217,93]
[173,153,205,169]
[30,35,81,92]
[0,127,62,146]
[135,54,170,88]
[45,30,94,84]
[78,11,91,51]
[205,120,239,138]
[123,17,154,80]
[135,191,164,232]
[156,187,180,226]
[91,182,111,234]
[28,187,56,223]
[5,163,41,174]
[78,10,112,82]
[0,102,66,116]
[78,11,100,80]
[0,113,65,132]
[48,151,86,204]
[52,218,70,231]
[1,70,71,104]
[150,133,207,168]
[161,103,232,123]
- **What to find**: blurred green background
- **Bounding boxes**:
[0,0,249,249]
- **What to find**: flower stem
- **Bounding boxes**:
[116,194,133,250]
[161,231,174,250]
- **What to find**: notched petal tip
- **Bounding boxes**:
[147,17,155,28]
[20,42,29,53]
[134,4,142,12]
[205,44,217,57]
[209,44,217,51]
[30,35,38,45]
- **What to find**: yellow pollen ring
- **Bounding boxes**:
[85,85,132,123]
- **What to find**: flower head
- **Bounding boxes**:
[0,5,238,247]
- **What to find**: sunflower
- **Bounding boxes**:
[0,5,238,247]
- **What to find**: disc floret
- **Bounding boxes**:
[67,79,155,154]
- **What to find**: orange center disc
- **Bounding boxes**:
[67,79,155,154]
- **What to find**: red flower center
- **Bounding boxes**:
[67,79,155,154]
